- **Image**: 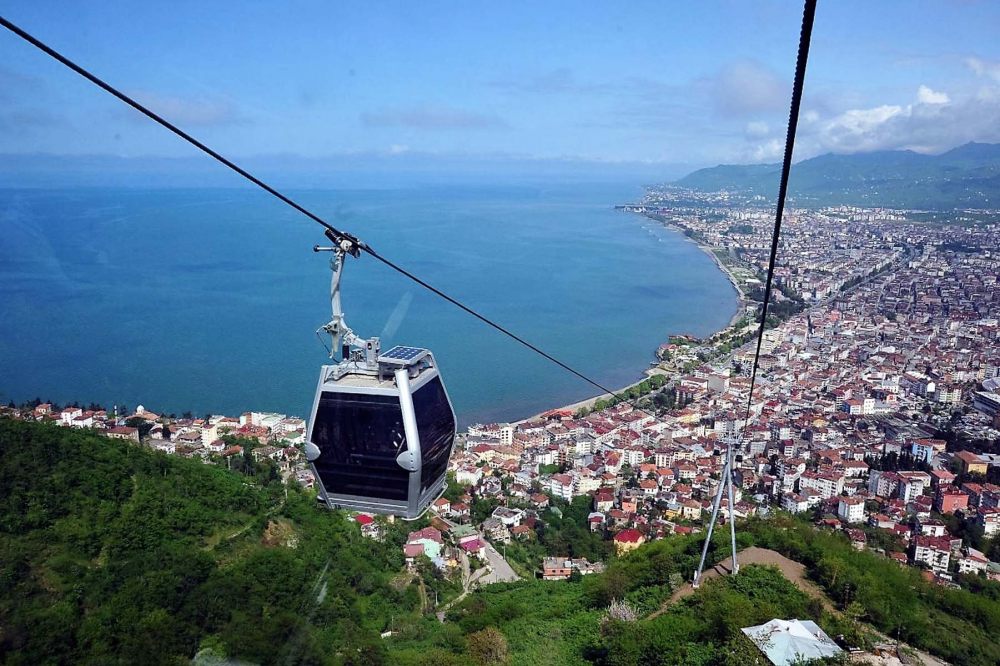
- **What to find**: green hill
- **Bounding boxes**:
[674,142,1000,208]
[0,419,435,666]
[4,419,1000,666]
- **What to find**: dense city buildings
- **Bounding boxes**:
[445,191,1000,584]
[4,190,999,588]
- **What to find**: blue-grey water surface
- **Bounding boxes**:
[0,184,735,426]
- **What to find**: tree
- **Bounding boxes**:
[817,556,847,591]
[125,417,154,441]
[723,632,768,666]
[467,627,509,666]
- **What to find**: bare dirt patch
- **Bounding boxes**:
[261,519,297,548]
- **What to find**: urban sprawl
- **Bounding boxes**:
[6,186,1000,589]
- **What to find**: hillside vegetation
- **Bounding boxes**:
[674,141,1000,208]
[0,419,424,665]
[4,419,1000,665]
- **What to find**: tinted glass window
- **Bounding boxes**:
[412,376,456,492]
[310,391,409,500]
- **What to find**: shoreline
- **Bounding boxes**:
[513,207,743,425]
[654,215,748,329]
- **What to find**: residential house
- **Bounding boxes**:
[782,493,811,515]
[958,550,990,575]
[405,527,443,561]
[956,451,988,476]
[530,493,550,509]
[431,498,451,516]
[481,518,510,544]
[613,528,645,555]
[934,486,969,514]
[977,507,1000,537]
[837,496,865,524]
[542,557,605,580]
[547,474,574,501]
[912,535,951,573]
[105,426,140,442]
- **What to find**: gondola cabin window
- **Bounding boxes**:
[310,391,410,501]
[413,376,457,492]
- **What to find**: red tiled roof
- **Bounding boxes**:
[614,528,643,543]
[407,527,443,544]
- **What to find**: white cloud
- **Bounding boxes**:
[966,57,1000,84]
[824,105,905,143]
[917,85,949,104]
[803,110,820,124]
[749,138,783,162]
[742,80,1000,160]
[713,61,787,117]
[745,121,770,139]
[389,144,409,154]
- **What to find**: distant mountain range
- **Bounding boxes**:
[673,142,1000,209]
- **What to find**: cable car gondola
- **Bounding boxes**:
[304,237,457,519]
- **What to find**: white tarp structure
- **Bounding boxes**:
[741,619,843,666]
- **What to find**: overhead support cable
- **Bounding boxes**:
[2,2,817,463]
[693,0,817,587]
[0,14,635,405]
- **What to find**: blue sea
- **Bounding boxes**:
[0,184,735,427]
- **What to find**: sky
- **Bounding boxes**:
[2,1,1000,179]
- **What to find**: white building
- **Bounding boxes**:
[897,472,930,503]
[454,465,483,486]
[837,497,865,524]
[977,508,1000,537]
[782,493,810,515]
[958,552,989,576]
[60,407,83,425]
[498,423,514,447]
[201,423,219,447]
[912,536,951,573]
[799,471,844,499]
[546,474,575,501]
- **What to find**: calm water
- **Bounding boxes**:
[0,184,735,426]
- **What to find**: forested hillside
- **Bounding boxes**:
[4,420,1000,666]
[0,419,425,665]
[674,141,1000,208]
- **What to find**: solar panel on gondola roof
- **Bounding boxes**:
[381,345,424,360]
[379,345,429,366]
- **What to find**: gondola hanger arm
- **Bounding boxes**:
[314,242,365,358]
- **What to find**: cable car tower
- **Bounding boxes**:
[692,435,741,587]
[304,233,457,520]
